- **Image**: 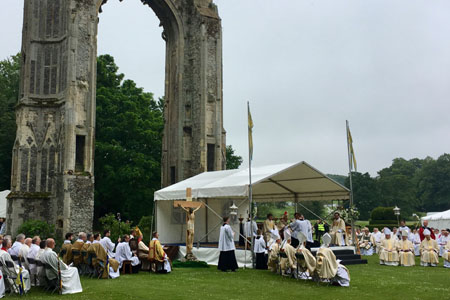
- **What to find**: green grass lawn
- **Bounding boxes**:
[21,256,449,300]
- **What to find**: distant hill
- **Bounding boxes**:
[327,174,347,186]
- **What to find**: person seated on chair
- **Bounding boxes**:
[280,233,297,277]
[398,230,415,267]
[359,227,374,256]
[296,232,316,279]
[8,233,25,259]
[27,236,41,286]
[100,230,119,259]
[330,212,347,246]
[116,234,141,273]
[267,231,281,273]
[316,233,350,287]
[61,232,74,265]
[137,232,150,271]
[40,238,82,294]
[379,228,399,266]
[86,233,94,245]
[0,237,31,293]
[129,229,138,255]
[148,232,171,273]
[93,233,101,244]
[443,237,450,268]
[420,229,439,267]
[72,232,86,267]
[19,237,32,270]
[438,229,450,257]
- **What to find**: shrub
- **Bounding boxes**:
[370,207,396,221]
[17,220,55,239]
[99,213,133,242]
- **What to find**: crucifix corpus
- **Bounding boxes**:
[174,187,204,261]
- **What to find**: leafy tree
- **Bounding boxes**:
[226,145,243,170]
[345,172,380,220]
[0,54,20,190]
[94,54,164,223]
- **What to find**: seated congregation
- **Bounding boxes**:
[0,227,172,296]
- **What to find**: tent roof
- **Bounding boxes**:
[154,162,350,202]
[421,209,450,221]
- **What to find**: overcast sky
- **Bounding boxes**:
[1,0,449,176]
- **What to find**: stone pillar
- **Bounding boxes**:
[8,0,96,237]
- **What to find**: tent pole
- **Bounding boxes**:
[248,101,254,268]
[346,120,356,246]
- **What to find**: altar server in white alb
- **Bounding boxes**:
[40,238,82,295]
[420,229,439,267]
[254,230,267,270]
[412,229,421,256]
[437,229,449,257]
[218,216,238,272]
[371,228,382,254]
[100,229,117,259]
[115,234,141,273]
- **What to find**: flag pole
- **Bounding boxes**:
[346,120,356,246]
[248,101,254,268]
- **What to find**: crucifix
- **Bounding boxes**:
[174,187,204,261]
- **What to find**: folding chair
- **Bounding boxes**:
[3,260,23,295]
[43,263,60,294]
[27,257,37,286]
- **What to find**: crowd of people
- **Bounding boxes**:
[356,220,450,268]
[0,227,172,296]
[218,214,351,286]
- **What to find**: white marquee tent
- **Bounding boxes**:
[0,191,9,218]
[421,209,450,230]
[154,162,350,244]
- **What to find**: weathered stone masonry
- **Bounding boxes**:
[8,0,225,236]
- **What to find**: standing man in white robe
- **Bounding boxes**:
[412,229,421,256]
[218,216,238,272]
[116,235,140,273]
[40,238,82,294]
[397,220,410,240]
[437,229,449,257]
[244,217,258,240]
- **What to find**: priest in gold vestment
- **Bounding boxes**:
[398,230,415,267]
[330,212,347,246]
[420,229,439,267]
[443,239,450,268]
[379,228,399,266]
[149,232,171,273]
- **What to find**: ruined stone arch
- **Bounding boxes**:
[8,0,225,236]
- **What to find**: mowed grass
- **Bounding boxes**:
[20,256,449,300]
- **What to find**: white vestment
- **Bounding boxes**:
[8,242,22,258]
[254,236,266,254]
[0,250,31,293]
[218,224,235,251]
[244,221,258,238]
[40,248,82,295]
[115,242,140,267]
[27,244,40,286]
[438,235,450,257]
[100,237,116,258]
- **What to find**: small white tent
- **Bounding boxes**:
[154,162,349,244]
[421,209,450,230]
[0,190,9,218]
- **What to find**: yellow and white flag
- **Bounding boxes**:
[248,102,254,161]
[347,122,357,171]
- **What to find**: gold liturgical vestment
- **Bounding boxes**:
[398,239,415,267]
[379,238,399,263]
[420,239,439,265]
[331,218,346,246]
[149,239,166,262]
[443,240,450,262]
